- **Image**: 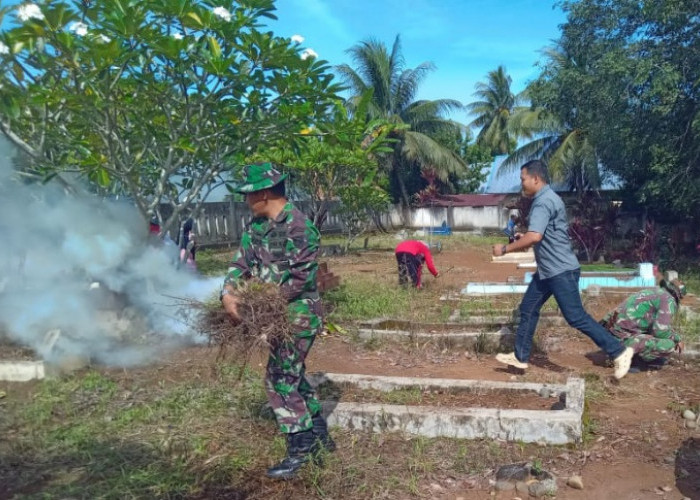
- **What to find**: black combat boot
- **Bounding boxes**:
[311,412,336,452]
[265,429,316,480]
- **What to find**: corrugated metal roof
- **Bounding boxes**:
[480,155,520,193]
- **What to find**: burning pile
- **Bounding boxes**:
[197,281,292,364]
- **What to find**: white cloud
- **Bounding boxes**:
[172,33,184,40]
[17,3,44,22]
[0,42,9,55]
[291,34,304,44]
[212,6,232,22]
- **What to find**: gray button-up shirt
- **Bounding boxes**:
[528,185,580,279]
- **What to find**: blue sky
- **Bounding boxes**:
[266,0,567,123]
[3,0,567,125]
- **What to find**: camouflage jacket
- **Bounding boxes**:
[224,202,320,304]
[601,288,681,343]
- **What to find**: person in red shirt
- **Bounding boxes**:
[395,240,439,288]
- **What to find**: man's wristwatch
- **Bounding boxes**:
[501,244,507,254]
[220,288,231,301]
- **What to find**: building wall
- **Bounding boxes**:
[183,201,510,247]
[381,205,505,231]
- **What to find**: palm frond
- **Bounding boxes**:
[498,136,561,177]
[466,65,518,154]
[508,107,563,138]
[402,131,467,180]
[394,62,436,113]
[335,64,369,97]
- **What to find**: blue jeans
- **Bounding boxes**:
[514,269,625,363]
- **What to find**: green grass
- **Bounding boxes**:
[0,365,271,499]
[677,314,700,344]
[0,361,600,499]
[194,248,231,276]
[580,372,610,444]
[323,278,416,321]
[580,263,636,272]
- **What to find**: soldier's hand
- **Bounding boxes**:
[221,293,240,321]
[676,341,684,355]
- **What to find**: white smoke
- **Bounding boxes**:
[0,138,223,367]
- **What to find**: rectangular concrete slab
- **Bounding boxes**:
[0,360,45,381]
[492,251,535,263]
[356,326,512,348]
[309,373,584,444]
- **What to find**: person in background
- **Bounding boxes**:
[492,159,633,379]
[179,218,197,271]
[149,216,161,236]
[147,216,179,266]
[503,213,518,244]
[600,274,686,370]
[220,162,333,480]
[395,240,439,289]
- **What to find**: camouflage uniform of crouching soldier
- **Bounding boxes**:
[600,277,686,366]
[221,162,334,480]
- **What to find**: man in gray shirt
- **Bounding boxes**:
[492,160,633,379]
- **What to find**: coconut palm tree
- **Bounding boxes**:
[335,35,466,207]
[466,65,521,155]
[495,46,604,195]
[504,107,601,193]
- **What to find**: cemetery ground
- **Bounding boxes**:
[1,235,700,499]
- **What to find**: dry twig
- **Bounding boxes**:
[180,282,291,378]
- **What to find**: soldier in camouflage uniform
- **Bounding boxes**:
[600,276,686,366]
[221,162,334,480]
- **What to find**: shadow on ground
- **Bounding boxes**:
[675,437,700,498]
[0,440,269,499]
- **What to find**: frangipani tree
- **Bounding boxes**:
[252,90,396,235]
[0,0,342,236]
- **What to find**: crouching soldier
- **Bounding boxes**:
[220,162,335,480]
[600,273,686,370]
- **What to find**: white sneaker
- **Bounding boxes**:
[495,352,528,369]
[613,347,634,379]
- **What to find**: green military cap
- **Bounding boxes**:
[234,162,288,193]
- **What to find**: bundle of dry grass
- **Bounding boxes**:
[196,281,292,367]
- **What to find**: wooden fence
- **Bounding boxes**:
[164,200,360,249]
[166,200,504,249]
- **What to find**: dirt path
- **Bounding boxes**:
[5,243,696,499]
[125,244,699,499]
[303,244,700,499]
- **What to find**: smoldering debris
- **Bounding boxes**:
[0,138,221,367]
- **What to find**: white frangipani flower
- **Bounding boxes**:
[69,21,89,37]
[300,48,318,60]
[172,33,184,40]
[17,3,44,22]
[212,6,232,21]
[0,42,9,55]
[291,34,304,44]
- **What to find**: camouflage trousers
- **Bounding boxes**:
[619,334,676,362]
[266,300,323,434]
